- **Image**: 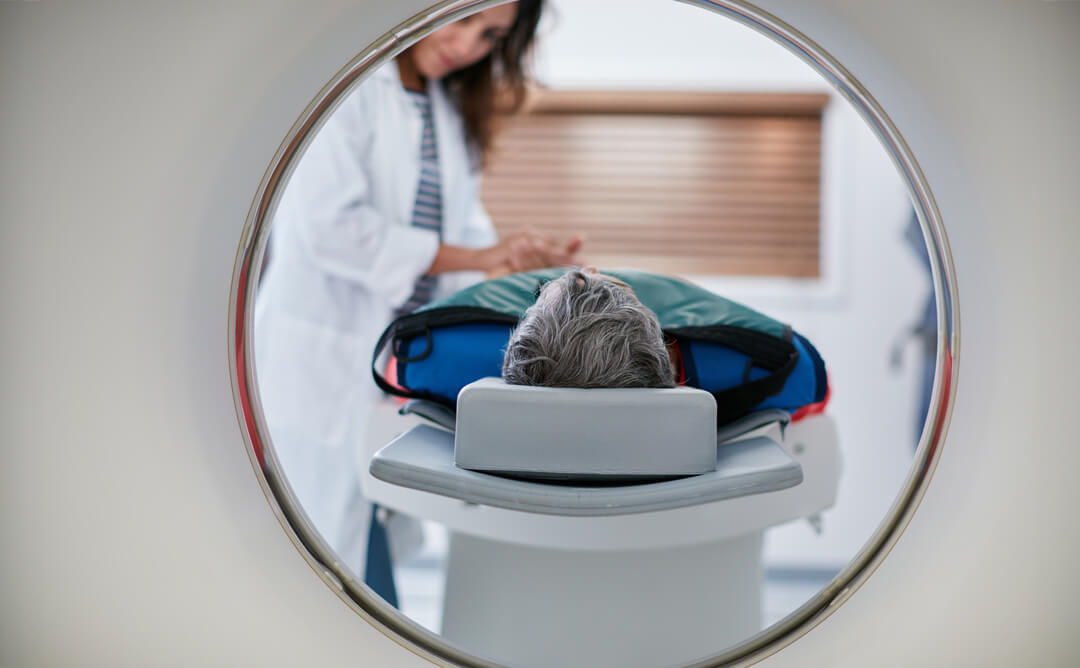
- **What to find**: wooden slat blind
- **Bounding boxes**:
[482,91,827,277]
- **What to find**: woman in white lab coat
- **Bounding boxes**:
[253,1,577,603]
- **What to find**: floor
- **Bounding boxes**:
[394,522,839,639]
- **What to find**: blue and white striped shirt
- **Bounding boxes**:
[396,89,443,316]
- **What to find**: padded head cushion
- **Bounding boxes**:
[454,378,718,480]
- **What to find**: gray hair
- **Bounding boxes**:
[502,270,675,388]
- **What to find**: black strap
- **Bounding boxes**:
[668,325,793,369]
[372,307,519,403]
[712,348,799,425]
[373,309,803,421]
[371,322,420,400]
[395,327,433,363]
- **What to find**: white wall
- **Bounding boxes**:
[534,0,925,570]
[535,0,827,90]
[4,1,1079,667]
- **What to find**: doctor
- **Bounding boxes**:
[254,0,577,604]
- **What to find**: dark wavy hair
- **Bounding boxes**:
[443,0,544,166]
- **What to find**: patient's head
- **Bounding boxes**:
[502,268,675,388]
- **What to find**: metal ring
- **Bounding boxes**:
[228,0,960,665]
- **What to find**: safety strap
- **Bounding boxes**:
[371,307,517,406]
[710,349,799,425]
[371,320,439,403]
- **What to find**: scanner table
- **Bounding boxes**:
[363,391,840,667]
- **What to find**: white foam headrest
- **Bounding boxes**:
[454,378,718,480]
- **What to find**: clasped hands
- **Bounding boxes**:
[483,229,585,279]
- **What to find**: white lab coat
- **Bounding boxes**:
[253,60,496,576]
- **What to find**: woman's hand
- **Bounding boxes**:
[428,230,585,277]
[484,230,585,278]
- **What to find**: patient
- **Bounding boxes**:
[502,267,677,388]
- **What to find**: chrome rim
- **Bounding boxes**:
[227,0,959,665]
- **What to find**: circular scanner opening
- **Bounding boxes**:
[230,1,958,665]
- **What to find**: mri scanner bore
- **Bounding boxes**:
[247,0,937,665]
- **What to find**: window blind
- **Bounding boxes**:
[482,91,828,277]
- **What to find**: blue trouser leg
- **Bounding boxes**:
[364,504,399,608]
